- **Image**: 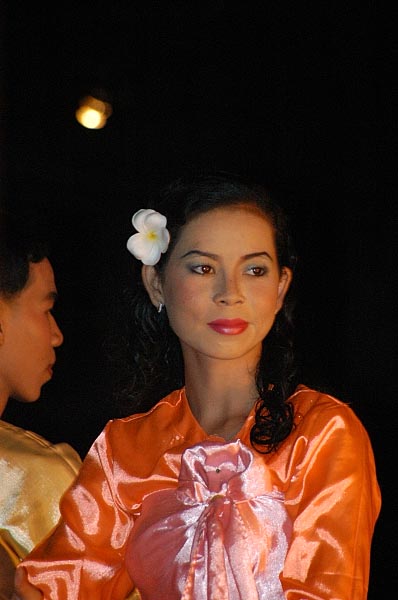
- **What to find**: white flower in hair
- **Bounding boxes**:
[127,209,170,266]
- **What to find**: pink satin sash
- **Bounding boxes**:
[126,439,291,599]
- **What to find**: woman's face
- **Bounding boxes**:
[144,205,292,366]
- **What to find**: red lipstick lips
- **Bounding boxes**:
[207,319,248,335]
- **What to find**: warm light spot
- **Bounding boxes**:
[75,95,113,130]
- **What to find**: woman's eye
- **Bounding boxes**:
[248,266,266,276]
[191,264,214,274]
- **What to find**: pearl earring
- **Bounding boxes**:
[157,303,164,313]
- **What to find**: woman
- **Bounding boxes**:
[13,173,381,599]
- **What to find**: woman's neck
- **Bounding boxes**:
[183,354,258,439]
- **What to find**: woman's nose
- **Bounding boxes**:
[213,273,244,305]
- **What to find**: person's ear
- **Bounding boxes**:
[141,265,164,309]
[275,267,293,314]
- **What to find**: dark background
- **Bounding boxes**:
[1,3,395,596]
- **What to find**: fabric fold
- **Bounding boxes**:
[126,439,291,600]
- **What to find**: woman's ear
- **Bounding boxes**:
[141,265,164,308]
[275,267,293,314]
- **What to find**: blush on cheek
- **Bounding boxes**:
[177,288,199,306]
[182,295,197,306]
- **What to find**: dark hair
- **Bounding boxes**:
[0,211,50,299]
[109,172,299,453]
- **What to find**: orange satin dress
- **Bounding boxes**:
[19,385,381,599]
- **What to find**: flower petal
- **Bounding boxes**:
[143,243,162,266]
[143,211,167,232]
[158,228,170,253]
[132,209,156,233]
[126,233,162,266]
[126,232,150,259]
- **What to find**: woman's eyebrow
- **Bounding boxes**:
[179,250,273,261]
[179,250,218,259]
[244,251,273,261]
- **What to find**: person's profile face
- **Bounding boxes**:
[157,205,292,365]
[0,258,63,404]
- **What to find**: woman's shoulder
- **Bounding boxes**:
[92,388,189,474]
[291,383,354,410]
[289,384,370,438]
[104,388,187,436]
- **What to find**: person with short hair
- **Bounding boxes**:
[0,217,81,599]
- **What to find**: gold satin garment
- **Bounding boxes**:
[0,419,82,564]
